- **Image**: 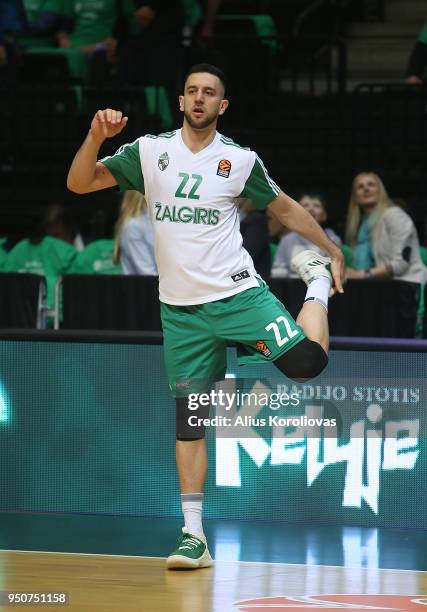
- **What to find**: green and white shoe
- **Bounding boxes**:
[166,528,213,570]
[291,249,332,286]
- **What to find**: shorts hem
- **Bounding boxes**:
[170,368,227,398]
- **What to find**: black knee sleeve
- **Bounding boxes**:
[176,397,210,441]
[273,338,328,382]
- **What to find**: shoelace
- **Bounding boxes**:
[178,535,203,551]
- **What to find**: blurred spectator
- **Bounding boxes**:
[238,198,270,280]
[113,190,157,275]
[183,0,222,40]
[0,0,26,76]
[70,239,122,274]
[199,0,222,40]
[118,1,184,106]
[406,20,427,84]
[42,203,84,250]
[271,193,341,278]
[53,0,131,82]
[393,197,409,211]
[19,0,73,47]
[344,172,425,283]
[184,0,224,70]
[3,218,77,312]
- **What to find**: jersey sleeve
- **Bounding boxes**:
[239,154,280,209]
[100,138,145,193]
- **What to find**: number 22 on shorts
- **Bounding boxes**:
[265,316,299,347]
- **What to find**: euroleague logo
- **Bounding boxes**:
[217,159,232,178]
[256,340,272,358]
[234,595,427,610]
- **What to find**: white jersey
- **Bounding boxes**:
[102,129,280,305]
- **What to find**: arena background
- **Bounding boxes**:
[1,1,427,606]
[0,335,425,529]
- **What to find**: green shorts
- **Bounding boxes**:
[161,281,306,397]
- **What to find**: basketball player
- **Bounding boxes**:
[67,63,344,570]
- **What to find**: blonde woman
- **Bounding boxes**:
[345,172,424,283]
[113,190,157,275]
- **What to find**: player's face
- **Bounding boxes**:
[300,196,326,223]
[179,73,228,129]
[354,174,380,208]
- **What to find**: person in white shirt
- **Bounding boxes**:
[272,193,342,278]
[67,63,344,570]
[113,189,157,275]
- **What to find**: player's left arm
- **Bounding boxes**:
[268,191,345,293]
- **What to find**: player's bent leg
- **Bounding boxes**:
[296,300,329,353]
[291,249,333,353]
[273,337,328,382]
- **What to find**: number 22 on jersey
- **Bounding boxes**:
[175,173,203,200]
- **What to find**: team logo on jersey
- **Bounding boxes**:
[231,269,250,282]
[256,340,272,357]
[158,152,169,171]
[217,159,231,178]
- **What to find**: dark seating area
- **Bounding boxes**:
[60,274,162,331]
[0,273,423,338]
[0,273,47,329]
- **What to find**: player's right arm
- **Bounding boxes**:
[67,109,128,194]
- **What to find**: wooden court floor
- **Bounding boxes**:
[0,513,426,611]
[2,552,427,611]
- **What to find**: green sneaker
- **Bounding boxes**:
[166,528,213,569]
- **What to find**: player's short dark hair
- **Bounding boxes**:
[184,63,227,96]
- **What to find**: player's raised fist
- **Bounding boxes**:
[90,109,128,142]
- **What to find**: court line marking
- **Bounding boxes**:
[0,550,425,573]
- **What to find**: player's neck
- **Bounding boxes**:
[181,122,217,153]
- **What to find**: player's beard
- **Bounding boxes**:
[184,108,218,129]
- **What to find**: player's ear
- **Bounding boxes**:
[219,98,229,116]
[179,95,184,112]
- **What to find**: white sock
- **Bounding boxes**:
[181,493,204,538]
[304,276,331,312]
